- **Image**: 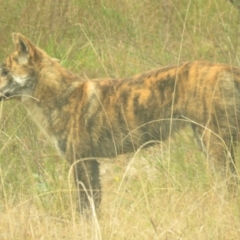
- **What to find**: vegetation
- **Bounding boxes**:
[0,0,240,239]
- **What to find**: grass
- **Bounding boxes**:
[1,0,240,239]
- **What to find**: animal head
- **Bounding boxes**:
[0,33,52,101]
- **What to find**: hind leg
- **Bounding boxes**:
[192,124,237,180]
[73,159,102,213]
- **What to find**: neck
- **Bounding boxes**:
[21,62,83,138]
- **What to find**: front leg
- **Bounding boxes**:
[73,159,102,212]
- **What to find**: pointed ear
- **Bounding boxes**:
[12,33,37,65]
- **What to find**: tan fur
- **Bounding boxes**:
[0,33,240,211]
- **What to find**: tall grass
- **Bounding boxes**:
[0,0,240,239]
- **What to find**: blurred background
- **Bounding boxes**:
[1,0,240,76]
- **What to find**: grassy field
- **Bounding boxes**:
[1,0,240,239]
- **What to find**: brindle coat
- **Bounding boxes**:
[0,33,239,211]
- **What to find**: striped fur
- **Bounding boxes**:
[0,33,240,211]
